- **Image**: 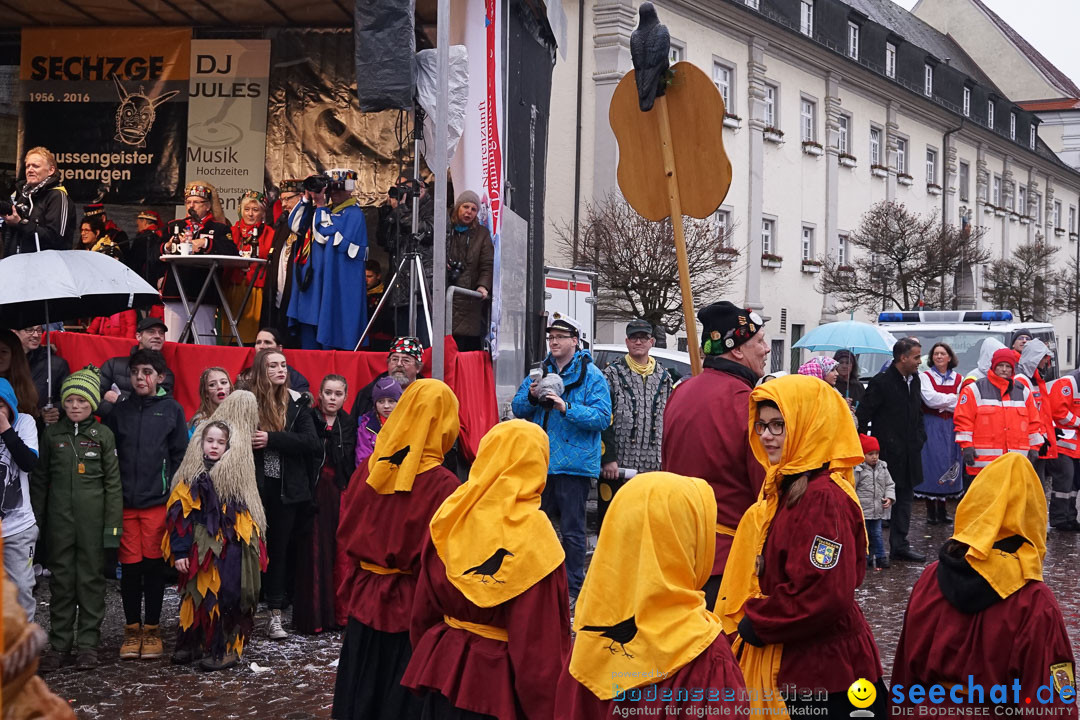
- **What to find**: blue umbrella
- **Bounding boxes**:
[793,320,899,355]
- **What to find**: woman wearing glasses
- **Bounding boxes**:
[718,374,885,718]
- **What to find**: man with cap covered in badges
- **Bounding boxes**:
[661,301,769,609]
[286,168,368,351]
[160,180,237,342]
[97,317,176,417]
[262,179,304,333]
[83,203,128,253]
[599,318,674,527]
[512,313,611,609]
[349,336,426,422]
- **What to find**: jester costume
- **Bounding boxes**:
[162,391,268,667]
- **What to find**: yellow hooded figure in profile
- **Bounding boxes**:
[717,375,882,717]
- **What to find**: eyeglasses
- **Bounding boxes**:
[21,328,42,335]
[752,419,786,436]
[547,334,574,342]
[627,335,653,342]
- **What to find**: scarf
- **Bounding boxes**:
[624,354,656,377]
[717,375,864,717]
[570,472,723,700]
[366,379,460,494]
[702,355,759,388]
[950,453,1045,599]
[231,220,263,250]
[429,420,564,607]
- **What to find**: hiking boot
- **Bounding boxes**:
[171,646,203,665]
[875,556,891,569]
[38,650,70,674]
[198,651,239,672]
[267,609,287,640]
[74,649,99,670]
[140,625,163,659]
[120,623,142,659]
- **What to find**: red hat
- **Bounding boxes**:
[991,348,1018,372]
[859,434,879,454]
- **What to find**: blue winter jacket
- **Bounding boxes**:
[512,349,612,478]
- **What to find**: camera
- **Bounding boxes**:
[0,197,29,219]
[304,169,358,196]
[388,178,422,204]
[447,259,466,286]
[303,174,329,194]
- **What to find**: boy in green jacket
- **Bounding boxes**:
[31,365,122,671]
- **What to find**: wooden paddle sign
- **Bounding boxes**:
[609,61,732,375]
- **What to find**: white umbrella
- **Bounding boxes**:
[0,250,160,403]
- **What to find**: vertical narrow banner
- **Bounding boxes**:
[20,28,190,204]
[184,39,271,220]
[452,0,505,356]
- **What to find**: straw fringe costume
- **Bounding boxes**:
[162,391,268,661]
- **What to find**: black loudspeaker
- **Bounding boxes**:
[355,0,416,112]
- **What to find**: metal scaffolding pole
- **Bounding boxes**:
[431,0,450,379]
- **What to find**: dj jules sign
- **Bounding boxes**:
[183,39,270,219]
[20,28,190,204]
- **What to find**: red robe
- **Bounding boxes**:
[893,559,1076,715]
[738,469,882,693]
[336,464,460,633]
[554,637,751,719]
[661,365,766,575]
[402,543,570,720]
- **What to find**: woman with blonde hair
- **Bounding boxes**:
[249,348,319,640]
[188,366,233,435]
[718,374,884,717]
[227,190,274,343]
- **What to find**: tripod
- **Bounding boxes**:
[356,245,433,350]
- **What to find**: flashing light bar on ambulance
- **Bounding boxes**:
[877,310,1014,323]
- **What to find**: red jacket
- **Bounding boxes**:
[336,463,460,633]
[661,361,765,575]
[893,558,1075,715]
[738,469,883,694]
[954,372,1041,476]
[1049,374,1080,458]
[87,310,137,339]
[228,221,273,287]
[403,542,570,720]
[1017,372,1057,459]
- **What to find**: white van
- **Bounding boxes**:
[858,310,1059,380]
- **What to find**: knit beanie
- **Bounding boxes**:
[452,190,481,225]
[699,301,764,355]
[798,356,838,380]
[859,434,880,454]
[372,376,403,402]
[61,364,102,411]
[991,348,1018,372]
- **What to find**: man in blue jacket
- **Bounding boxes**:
[512,314,611,605]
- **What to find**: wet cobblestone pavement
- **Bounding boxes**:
[35,502,1080,718]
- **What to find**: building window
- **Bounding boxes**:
[713,62,734,113]
[838,233,848,265]
[1033,193,1042,223]
[764,84,777,127]
[800,0,813,36]
[1017,184,1025,213]
[669,44,683,64]
[963,87,971,117]
[1054,200,1063,229]
[761,218,775,255]
[801,99,815,142]
[745,0,759,8]
[987,100,995,130]
[926,148,937,185]
[802,226,815,261]
[870,127,882,166]
[1030,126,1037,151]
[959,161,970,202]
[924,64,933,97]
[837,114,849,154]
[885,43,896,79]
[713,209,732,247]
[896,137,907,174]
[1070,205,1077,233]
[993,175,1001,205]
[847,22,859,59]
[1009,112,1016,140]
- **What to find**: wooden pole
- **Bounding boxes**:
[655,95,702,375]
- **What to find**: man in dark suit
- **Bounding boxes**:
[857,337,927,562]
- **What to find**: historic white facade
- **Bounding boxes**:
[545,0,1080,370]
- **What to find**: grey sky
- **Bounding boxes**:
[896,0,1080,91]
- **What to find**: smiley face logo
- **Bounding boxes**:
[848,678,876,709]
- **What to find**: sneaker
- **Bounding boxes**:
[74,649,99,670]
[198,651,239,672]
[268,609,287,640]
[119,623,142,660]
[38,650,71,674]
[140,625,164,659]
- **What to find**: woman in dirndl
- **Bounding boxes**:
[916,342,965,525]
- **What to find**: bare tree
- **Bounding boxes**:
[556,192,738,341]
[818,201,990,313]
[983,240,1061,322]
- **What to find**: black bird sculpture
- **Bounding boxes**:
[463,548,514,584]
[630,2,671,112]
[377,444,411,468]
[581,615,638,658]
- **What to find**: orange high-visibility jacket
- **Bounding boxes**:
[954,372,1042,476]
[1016,372,1057,459]
[1049,373,1080,458]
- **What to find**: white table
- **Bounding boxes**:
[160,254,267,346]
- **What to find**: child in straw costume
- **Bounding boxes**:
[162,390,268,671]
